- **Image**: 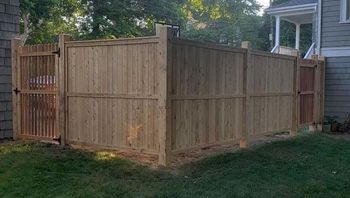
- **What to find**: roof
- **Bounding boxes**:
[269,0,317,9]
[265,0,318,24]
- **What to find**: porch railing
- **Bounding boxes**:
[271,45,279,53]
[304,42,316,59]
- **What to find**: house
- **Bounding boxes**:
[0,1,19,139]
[266,0,350,121]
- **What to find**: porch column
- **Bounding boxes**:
[295,23,300,50]
[275,16,280,47]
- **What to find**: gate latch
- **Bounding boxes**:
[13,88,20,95]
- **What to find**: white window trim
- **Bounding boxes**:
[340,0,350,23]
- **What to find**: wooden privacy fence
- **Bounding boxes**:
[11,27,325,166]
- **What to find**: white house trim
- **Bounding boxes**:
[295,23,300,50]
[275,16,280,47]
[321,47,350,57]
[316,0,322,55]
[340,0,350,23]
[266,3,317,16]
[281,17,300,24]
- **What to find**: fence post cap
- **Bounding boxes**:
[155,24,172,36]
[241,41,251,49]
[58,34,72,41]
[11,37,21,41]
[311,54,319,61]
[318,56,325,61]
[291,51,299,57]
[11,38,21,45]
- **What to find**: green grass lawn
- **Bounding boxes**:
[1,134,350,198]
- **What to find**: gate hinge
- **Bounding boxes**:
[52,48,60,57]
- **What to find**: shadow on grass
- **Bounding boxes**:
[1,134,350,198]
[0,142,176,198]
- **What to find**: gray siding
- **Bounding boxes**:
[0,0,19,139]
[325,57,350,121]
[321,0,350,48]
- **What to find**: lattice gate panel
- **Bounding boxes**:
[16,44,58,139]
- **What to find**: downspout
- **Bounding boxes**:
[317,0,322,55]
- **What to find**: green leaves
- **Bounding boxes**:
[20,0,312,53]
[77,0,182,40]
[20,0,264,46]
[20,0,82,44]
[181,0,263,47]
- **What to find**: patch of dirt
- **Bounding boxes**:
[0,139,14,145]
[3,132,294,169]
[108,150,159,167]
[170,132,292,167]
[171,143,240,167]
[2,140,159,168]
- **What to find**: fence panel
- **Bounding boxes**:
[169,39,245,152]
[249,51,296,138]
[64,38,160,154]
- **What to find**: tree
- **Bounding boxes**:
[78,0,184,39]
[20,0,82,44]
[19,0,272,51]
[180,0,264,48]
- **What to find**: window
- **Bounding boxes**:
[340,0,350,23]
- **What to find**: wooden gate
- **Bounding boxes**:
[298,58,323,126]
[12,43,59,140]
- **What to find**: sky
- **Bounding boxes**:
[257,0,270,14]
[258,0,270,8]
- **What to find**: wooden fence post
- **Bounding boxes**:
[240,41,251,149]
[291,51,299,137]
[11,39,21,140]
[157,26,172,167]
[58,34,71,145]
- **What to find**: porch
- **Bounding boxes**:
[266,0,319,58]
